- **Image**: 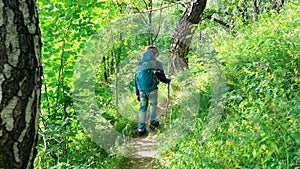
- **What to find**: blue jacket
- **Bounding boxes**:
[134,51,170,95]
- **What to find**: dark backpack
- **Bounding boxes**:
[135,59,159,93]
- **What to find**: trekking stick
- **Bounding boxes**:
[168,83,170,102]
[166,83,170,117]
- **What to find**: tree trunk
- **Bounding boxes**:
[272,0,284,12]
[253,0,258,21]
[0,0,42,169]
[168,0,207,76]
[102,55,108,82]
[147,0,153,45]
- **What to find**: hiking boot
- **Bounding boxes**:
[138,129,147,136]
[149,120,159,130]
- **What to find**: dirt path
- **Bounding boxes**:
[121,124,163,168]
[122,103,168,169]
[123,157,158,169]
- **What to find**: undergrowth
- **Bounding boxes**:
[157,1,300,168]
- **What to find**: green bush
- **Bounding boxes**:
[158,1,300,168]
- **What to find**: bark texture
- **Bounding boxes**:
[168,0,207,76]
[0,0,42,169]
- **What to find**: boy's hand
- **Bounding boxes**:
[136,94,140,102]
[167,78,171,84]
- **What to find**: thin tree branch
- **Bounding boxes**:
[42,74,51,115]
[152,2,163,43]
[132,2,148,25]
[142,0,149,10]
[203,14,231,29]
[55,14,74,114]
[139,1,187,14]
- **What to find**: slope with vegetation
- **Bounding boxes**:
[157,1,300,168]
[34,0,299,168]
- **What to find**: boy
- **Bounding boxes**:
[134,46,171,136]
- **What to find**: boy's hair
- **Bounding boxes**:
[146,46,159,57]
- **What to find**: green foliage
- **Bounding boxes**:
[36,0,184,168]
[35,0,116,168]
[35,0,299,168]
[206,0,293,32]
[158,1,300,168]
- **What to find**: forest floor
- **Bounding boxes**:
[122,131,159,169]
[121,101,169,169]
[123,157,158,169]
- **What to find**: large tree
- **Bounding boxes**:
[0,0,42,168]
[168,0,207,75]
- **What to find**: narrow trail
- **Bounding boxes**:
[123,157,158,169]
[122,102,168,169]
[122,133,159,169]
